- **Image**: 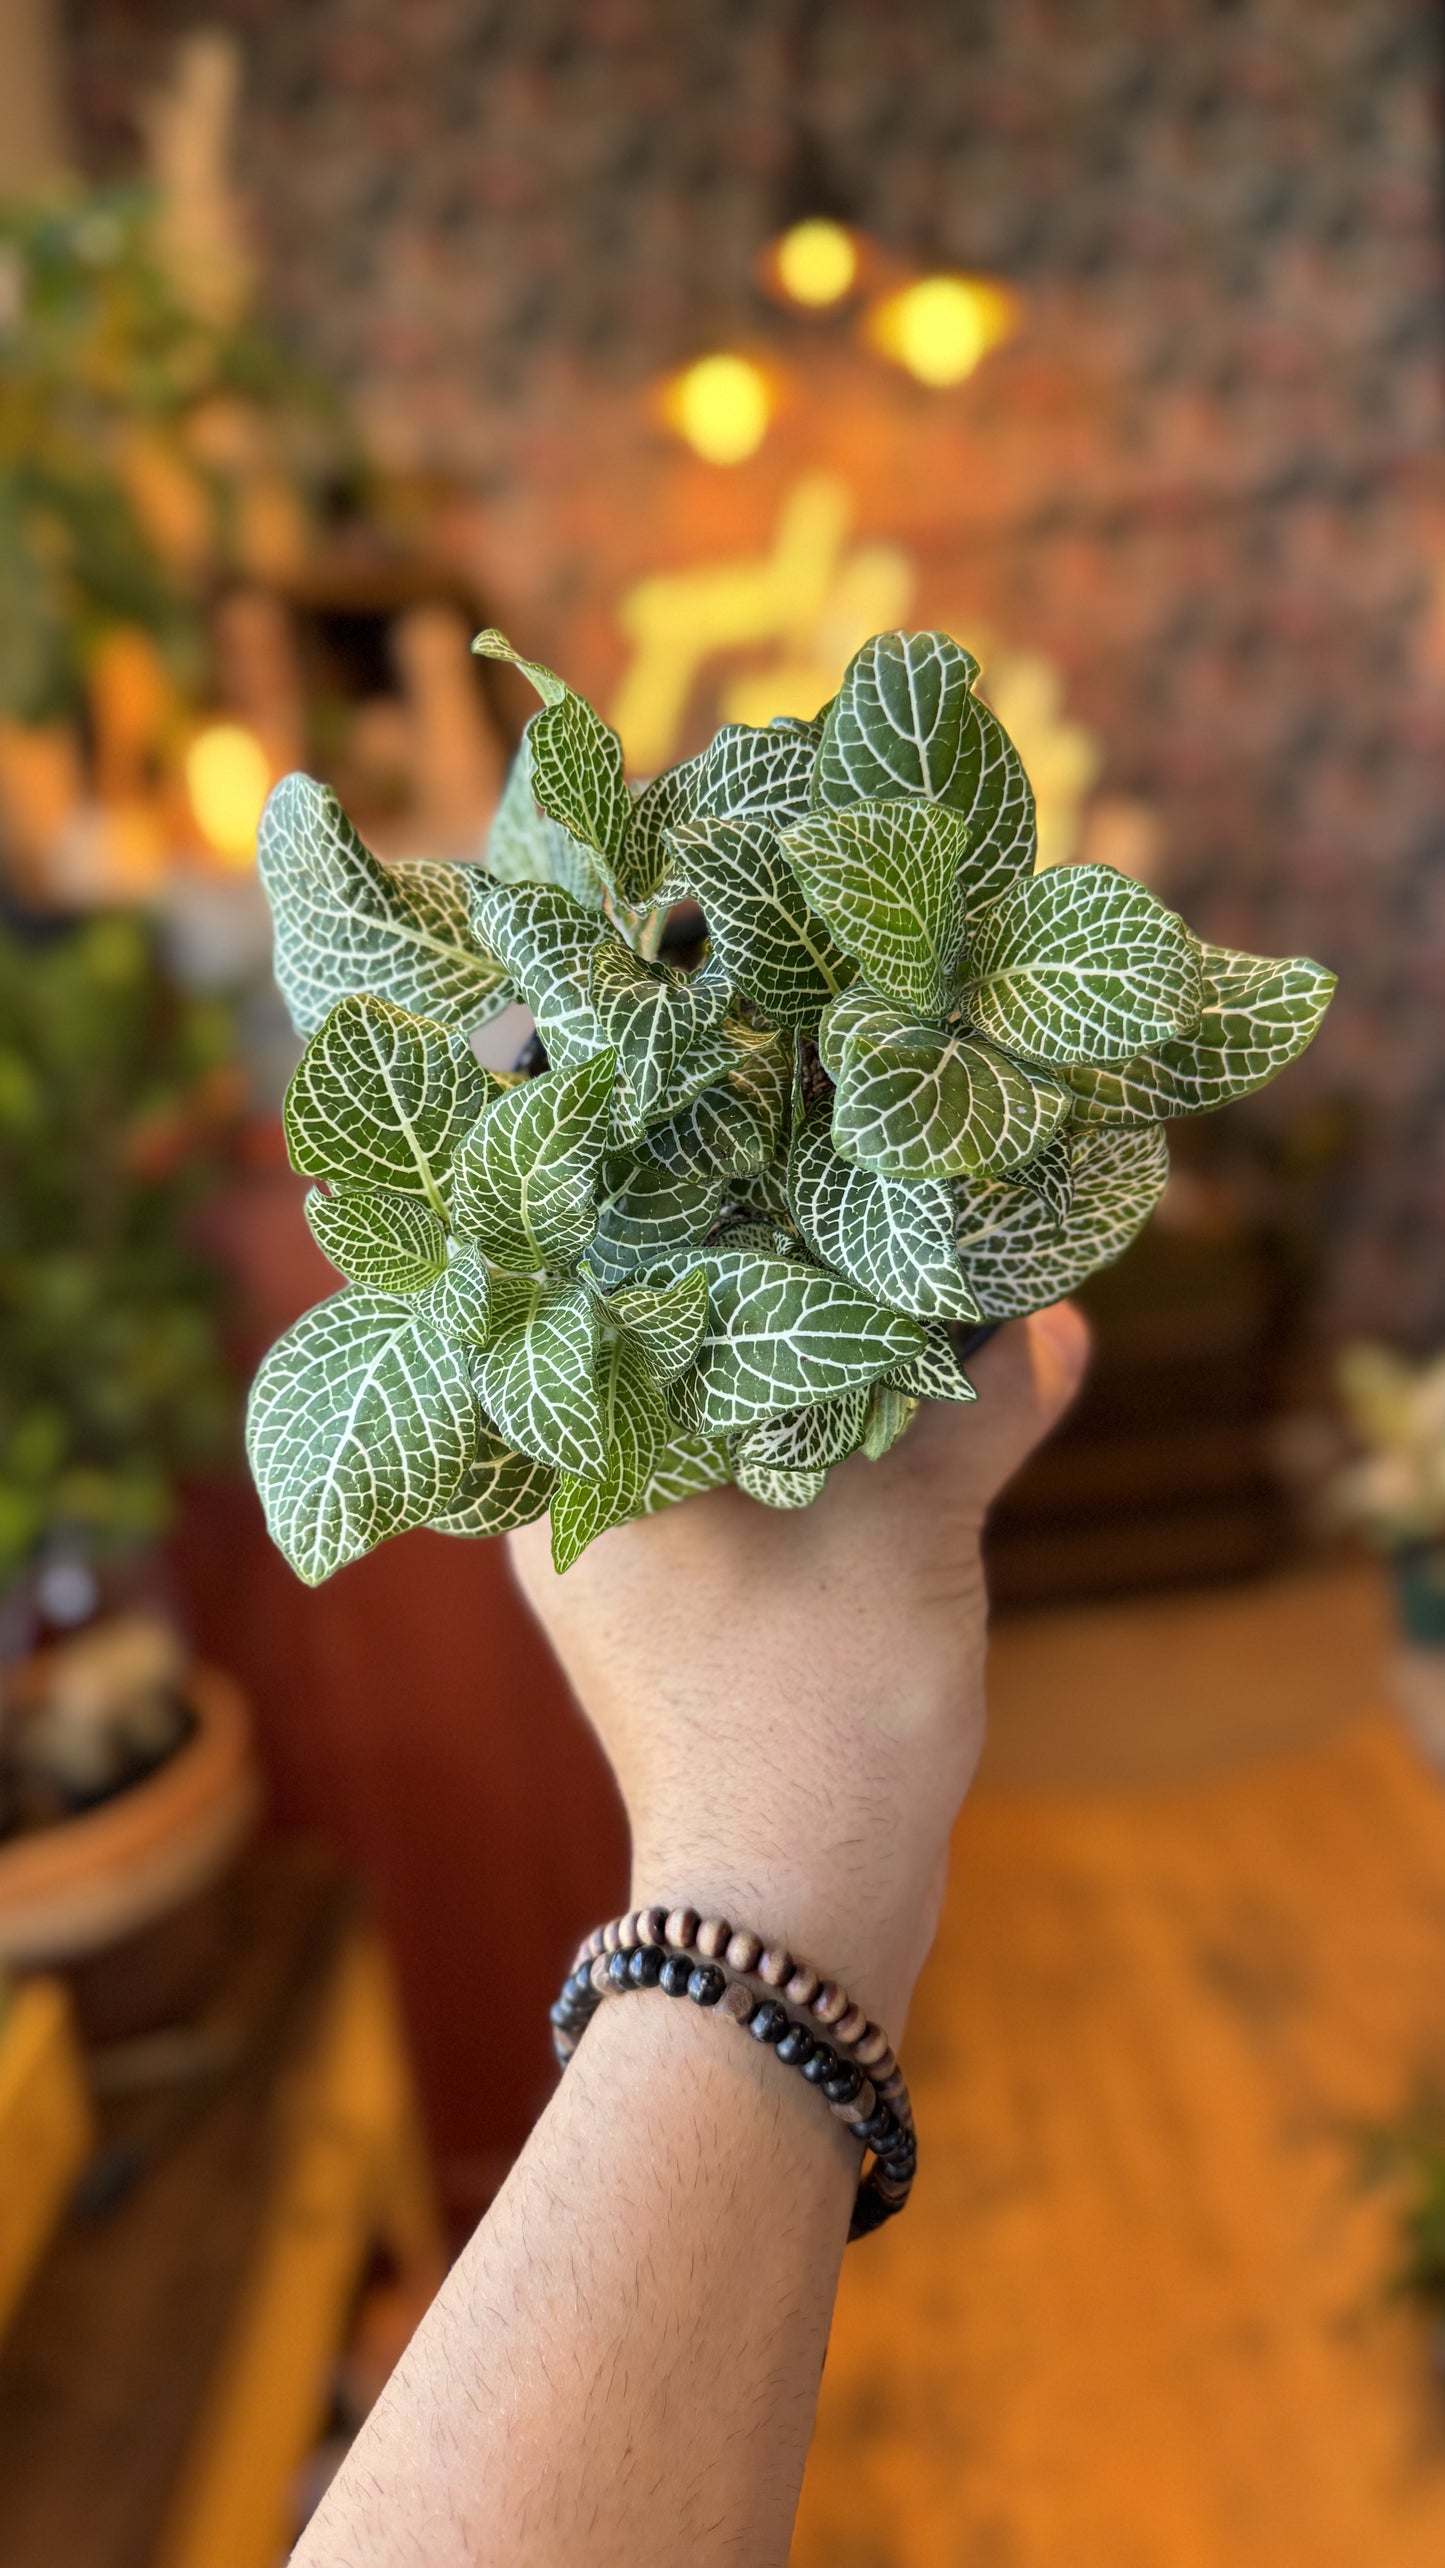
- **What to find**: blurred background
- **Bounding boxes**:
[0,5,1443,2563]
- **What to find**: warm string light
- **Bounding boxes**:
[185,721,271,864]
[773,217,859,308]
[868,274,1019,386]
[663,354,773,465]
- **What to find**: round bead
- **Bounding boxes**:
[602,1919,622,1954]
[774,2024,816,2069]
[800,2043,838,2085]
[834,2002,868,2046]
[585,1929,604,1960]
[659,1953,693,1997]
[695,1917,731,1961]
[756,1946,793,1989]
[725,1929,763,1975]
[636,1905,670,1947]
[628,1945,664,1988]
[607,1950,632,1992]
[852,2024,889,2069]
[837,2077,877,2122]
[687,1963,726,2007]
[548,1998,573,2029]
[783,1965,820,2009]
[717,1980,755,2023]
[590,1956,613,1995]
[568,1970,595,2007]
[665,1907,699,1952]
[811,1981,848,2025]
[617,1911,640,1950]
[822,2062,864,2106]
[748,1999,790,2044]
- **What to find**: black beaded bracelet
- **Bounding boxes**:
[549,1941,917,2240]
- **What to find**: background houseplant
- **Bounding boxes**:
[247,626,1335,1586]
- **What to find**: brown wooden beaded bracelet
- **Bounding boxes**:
[569,1907,911,2126]
[550,1916,916,2240]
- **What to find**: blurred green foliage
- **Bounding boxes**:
[0,185,332,723]
[1361,2086,1445,2327]
[0,911,239,1583]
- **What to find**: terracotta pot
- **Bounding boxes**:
[0,1667,260,2035]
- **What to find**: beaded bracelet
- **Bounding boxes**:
[550,1911,916,2239]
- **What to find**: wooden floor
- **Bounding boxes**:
[792,1563,1445,2568]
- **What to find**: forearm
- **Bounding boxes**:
[294,1984,857,2567]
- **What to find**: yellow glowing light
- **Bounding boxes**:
[775,217,858,308]
[185,722,271,864]
[667,354,772,465]
[871,274,1017,387]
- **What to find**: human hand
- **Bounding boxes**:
[509,1304,1088,2031]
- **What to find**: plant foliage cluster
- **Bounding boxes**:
[249,628,1333,1581]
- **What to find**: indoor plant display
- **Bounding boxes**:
[248,627,1334,1582]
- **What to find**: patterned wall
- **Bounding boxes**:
[69,0,1445,1338]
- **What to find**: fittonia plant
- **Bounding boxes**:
[248,627,1334,1582]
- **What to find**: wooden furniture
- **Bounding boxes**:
[792,1564,1445,2568]
[0,1849,444,2568]
[0,1981,92,2343]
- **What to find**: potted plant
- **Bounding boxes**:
[246,626,1334,1583]
[0,908,256,2029]
[1333,1342,1445,1767]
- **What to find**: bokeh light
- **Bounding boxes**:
[774,217,859,307]
[870,274,1018,386]
[185,722,271,865]
[666,354,772,464]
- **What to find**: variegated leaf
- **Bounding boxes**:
[697,722,816,825]
[429,1421,556,1536]
[861,1384,919,1458]
[667,814,853,1029]
[962,864,1203,1067]
[602,1266,710,1387]
[956,1125,1170,1319]
[668,1248,923,1435]
[586,1149,726,1290]
[485,735,607,911]
[781,799,971,1017]
[549,1335,728,1570]
[474,1277,607,1479]
[589,936,741,1140]
[630,751,708,904]
[413,1242,493,1345]
[946,693,1037,911]
[284,994,487,1214]
[1061,944,1336,1121]
[449,1050,615,1269]
[642,1037,791,1183]
[883,1324,979,1404]
[304,1183,448,1292]
[731,1387,870,1474]
[1000,1131,1074,1234]
[788,1106,980,1321]
[730,1451,828,1509]
[826,992,1070,1180]
[813,629,982,808]
[247,1288,476,1584]
[468,877,606,1069]
[472,629,641,903]
[258,773,511,1037]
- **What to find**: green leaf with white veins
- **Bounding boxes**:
[485,735,606,911]
[826,991,1069,1181]
[883,1324,978,1404]
[429,1419,556,1537]
[782,798,971,1017]
[474,1277,607,1479]
[549,1335,728,1571]
[813,630,981,808]
[585,1149,725,1291]
[732,1387,870,1475]
[468,878,606,1070]
[956,1125,1170,1319]
[602,1266,710,1387]
[472,630,642,906]
[667,815,852,1029]
[247,1289,476,1584]
[589,936,739,1141]
[1061,944,1337,1123]
[667,1248,923,1436]
[643,1038,790,1183]
[449,1050,615,1269]
[862,1384,918,1458]
[696,723,816,826]
[258,773,512,1037]
[629,752,707,906]
[305,1185,448,1292]
[788,1106,980,1321]
[944,695,1037,911]
[413,1242,492,1346]
[730,1451,827,1510]
[284,994,487,1216]
[962,864,1203,1067]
